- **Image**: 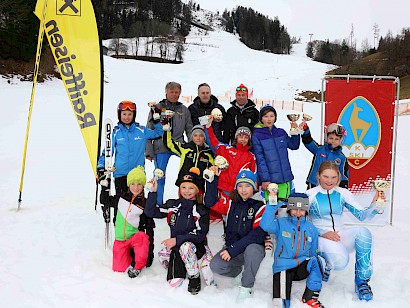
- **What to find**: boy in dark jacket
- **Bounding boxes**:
[223,84,259,145]
[145,167,214,295]
[260,192,324,308]
[204,169,267,302]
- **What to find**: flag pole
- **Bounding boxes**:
[17,0,49,210]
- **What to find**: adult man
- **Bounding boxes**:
[188,83,226,142]
[145,81,193,204]
[223,84,259,145]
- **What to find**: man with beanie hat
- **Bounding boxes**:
[260,191,324,308]
[99,166,151,279]
[145,167,214,295]
[189,83,226,142]
[223,83,259,145]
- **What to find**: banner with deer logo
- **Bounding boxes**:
[325,78,397,225]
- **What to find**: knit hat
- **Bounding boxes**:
[127,166,146,187]
[234,126,252,140]
[191,124,205,138]
[117,100,137,124]
[236,83,248,96]
[259,104,277,123]
[287,193,309,213]
[180,167,201,192]
[235,169,257,191]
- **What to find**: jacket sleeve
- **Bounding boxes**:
[341,189,378,221]
[251,134,270,182]
[188,104,200,126]
[260,201,280,234]
[310,225,319,257]
[226,226,267,258]
[144,122,164,140]
[223,111,234,144]
[97,151,105,169]
[166,130,184,157]
[205,125,224,154]
[301,128,320,154]
[176,209,210,247]
[145,111,155,158]
[287,133,300,150]
[144,192,168,219]
[184,107,194,141]
[340,156,349,188]
[213,105,226,142]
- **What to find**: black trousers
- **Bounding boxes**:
[273,260,309,300]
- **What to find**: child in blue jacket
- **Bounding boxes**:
[300,122,349,189]
[204,169,267,303]
[260,192,325,308]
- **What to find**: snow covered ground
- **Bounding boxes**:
[1,24,410,308]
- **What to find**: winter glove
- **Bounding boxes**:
[152,106,162,124]
[96,168,107,185]
[161,118,171,131]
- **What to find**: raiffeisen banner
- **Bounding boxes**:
[34,0,102,174]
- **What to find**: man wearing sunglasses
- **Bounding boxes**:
[300,122,349,189]
[223,84,259,145]
[145,81,193,205]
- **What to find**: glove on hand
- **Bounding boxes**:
[96,168,107,184]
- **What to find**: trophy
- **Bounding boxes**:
[299,113,313,133]
[287,114,300,135]
[267,183,279,205]
[372,180,390,207]
[203,156,229,182]
[211,108,223,121]
[99,165,116,187]
[146,168,165,192]
[198,115,211,126]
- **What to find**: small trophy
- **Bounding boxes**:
[203,156,229,182]
[146,168,165,192]
[267,183,279,205]
[211,108,223,121]
[372,180,390,207]
[99,165,116,187]
[287,114,300,135]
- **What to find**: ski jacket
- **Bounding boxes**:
[100,190,147,241]
[145,192,209,252]
[205,125,256,193]
[145,99,193,158]
[306,186,379,236]
[189,95,226,142]
[260,201,319,273]
[302,128,349,188]
[223,99,259,145]
[97,122,163,178]
[204,178,267,258]
[165,131,214,191]
[252,124,300,184]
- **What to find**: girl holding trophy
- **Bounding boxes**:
[307,160,386,302]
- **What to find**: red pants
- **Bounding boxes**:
[112,232,149,271]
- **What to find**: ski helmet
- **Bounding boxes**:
[324,123,347,144]
[117,100,136,124]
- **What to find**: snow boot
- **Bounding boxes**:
[126,266,141,279]
[188,274,201,295]
[302,287,325,308]
[355,277,373,301]
[236,286,253,303]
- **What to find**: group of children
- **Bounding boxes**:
[97,85,382,307]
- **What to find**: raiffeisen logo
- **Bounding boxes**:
[57,0,81,16]
[45,19,96,129]
[338,96,381,169]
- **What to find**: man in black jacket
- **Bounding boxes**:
[223,84,259,145]
[189,83,226,142]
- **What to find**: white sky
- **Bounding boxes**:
[191,0,409,47]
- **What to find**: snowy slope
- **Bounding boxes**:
[0,24,409,308]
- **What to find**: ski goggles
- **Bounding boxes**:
[326,123,346,136]
[236,87,248,92]
[118,100,136,112]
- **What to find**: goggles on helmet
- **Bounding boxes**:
[236,87,247,92]
[326,123,346,137]
[118,100,136,112]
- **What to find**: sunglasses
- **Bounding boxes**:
[118,100,136,112]
[236,87,247,92]
[327,123,346,136]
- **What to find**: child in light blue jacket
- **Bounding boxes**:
[260,192,325,308]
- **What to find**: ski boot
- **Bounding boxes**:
[302,287,325,308]
[355,277,373,301]
[126,266,141,278]
[188,274,201,295]
[236,286,253,303]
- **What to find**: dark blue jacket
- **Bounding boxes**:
[302,128,349,187]
[252,125,300,184]
[260,201,319,273]
[204,178,267,258]
[145,192,209,252]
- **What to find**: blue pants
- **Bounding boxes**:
[154,152,175,205]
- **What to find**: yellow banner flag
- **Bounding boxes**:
[34,0,102,174]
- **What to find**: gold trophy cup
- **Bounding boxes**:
[372,180,390,207]
[287,114,300,135]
